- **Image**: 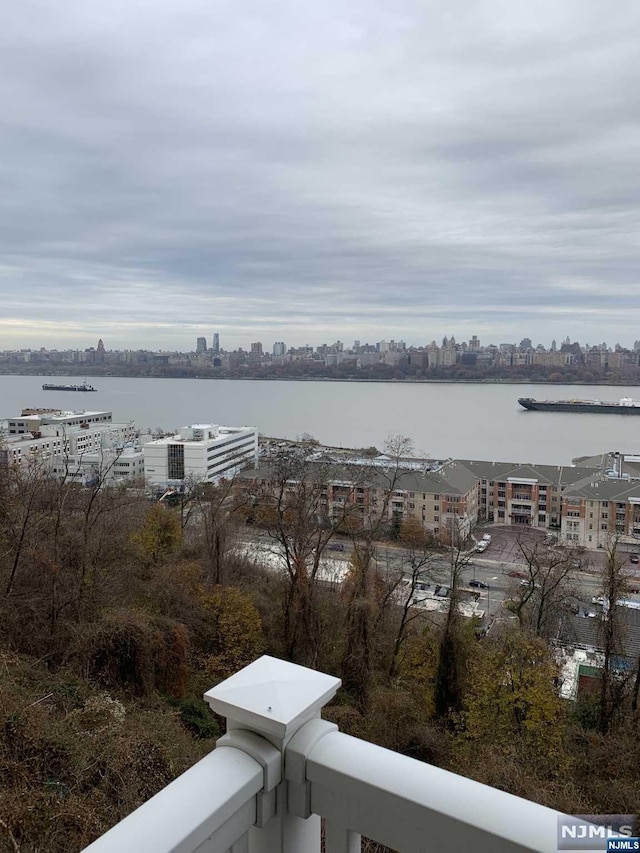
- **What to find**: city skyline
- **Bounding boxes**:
[3,331,640,355]
[2,3,640,349]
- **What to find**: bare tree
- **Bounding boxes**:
[1,458,49,597]
[246,449,362,667]
[513,534,579,638]
[386,518,438,679]
[434,515,475,721]
[181,476,245,586]
[598,537,630,734]
[342,435,415,709]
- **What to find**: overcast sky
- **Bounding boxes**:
[2,0,640,351]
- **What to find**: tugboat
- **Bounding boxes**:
[518,396,640,414]
[42,381,97,392]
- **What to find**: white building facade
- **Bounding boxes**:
[50,444,145,485]
[8,409,113,434]
[143,424,258,487]
[0,421,136,469]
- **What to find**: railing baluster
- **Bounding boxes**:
[230,833,249,853]
[325,821,361,853]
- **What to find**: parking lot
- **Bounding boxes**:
[471,524,636,575]
[473,524,547,565]
[473,523,606,571]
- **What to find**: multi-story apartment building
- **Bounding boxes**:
[454,459,600,531]
[238,459,479,540]
[143,424,258,487]
[559,478,640,551]
[0,416,136,469]
[453,453,640,552]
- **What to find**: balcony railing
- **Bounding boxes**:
[83,656,565,853]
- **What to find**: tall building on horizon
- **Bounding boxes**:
[273,342,286,356]
[212,332,220,354]
[196,336,207,353]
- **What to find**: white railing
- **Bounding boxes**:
[83,656,564,853]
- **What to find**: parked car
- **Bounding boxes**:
[508,570,528,579]
[482,533,492,542]
[476,540,489,553]
[327,542,345,552]
[469,579,488,589]
[629,553,640,564]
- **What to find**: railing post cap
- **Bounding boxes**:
[204,655,341,740]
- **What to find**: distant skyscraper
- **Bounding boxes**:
[551,339,557,352]
[212,332,220,354]
[273,342,286,356]
[196,336,207,353]
[251,342,263,355]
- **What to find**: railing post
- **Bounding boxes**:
[205,655,341,853]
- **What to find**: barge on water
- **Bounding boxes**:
[518,396,640,414]
[42,382,97,392]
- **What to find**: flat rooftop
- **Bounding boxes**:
[10,410,112,420]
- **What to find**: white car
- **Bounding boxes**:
[476,540,489,553]
[482,533,492,543]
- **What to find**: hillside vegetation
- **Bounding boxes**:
[0,458,639,851]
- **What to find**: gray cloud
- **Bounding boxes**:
[1,0,640,350]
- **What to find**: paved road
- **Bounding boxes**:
[236,528,640,618]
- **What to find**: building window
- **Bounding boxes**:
[167,444,185,480]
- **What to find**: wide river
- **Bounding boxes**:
[1,375,639,465]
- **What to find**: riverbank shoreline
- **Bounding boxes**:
[2,370,640,387]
